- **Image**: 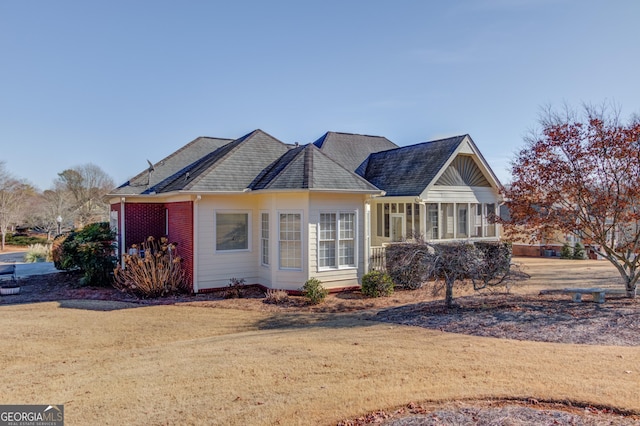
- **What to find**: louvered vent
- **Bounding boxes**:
[435,156,490,187]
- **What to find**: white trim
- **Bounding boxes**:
[193,195,201,293]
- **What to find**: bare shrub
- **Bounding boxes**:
[224,277,246,299]
[113,236,187,298]
[264,289,289,304]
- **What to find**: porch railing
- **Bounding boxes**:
[369,246,387,272]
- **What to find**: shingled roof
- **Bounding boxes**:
[356,135,467,196]
[151,129,291,193]
[249,144,381,192]
[112,136,233,195]
[313,132,398,172]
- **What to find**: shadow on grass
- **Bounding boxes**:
[254,311,380,331]
[57,299,144,311]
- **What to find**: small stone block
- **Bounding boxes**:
[593,292,605,303]
[572,293,582,302]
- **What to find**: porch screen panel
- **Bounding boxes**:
[427,204,438,240]
[484,203,496,237]
[405,203,413,238]
[441,203,454,239]
[279,213,301,269]
[456,204,468,238]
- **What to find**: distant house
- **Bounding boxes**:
[108,129,502,292]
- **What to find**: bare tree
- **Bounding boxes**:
[55,163,115,228]
[0,162,32,250]
[386,240,515,308]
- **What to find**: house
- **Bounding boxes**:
[108,129,503,292]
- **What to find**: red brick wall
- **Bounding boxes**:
[166,201,194,290]
[512,244,543,257]
[124,203,166,248]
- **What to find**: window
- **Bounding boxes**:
[261,213,269,265]
[279,213,301,269]
[319,213,336,267]
[339,213,355,266]
[216,212,249,251]
[318,212,356,269]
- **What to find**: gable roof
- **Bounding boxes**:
[111,136,233,195]
[249,144,381,192]
[313,131,398,172]
[357,135,467,196]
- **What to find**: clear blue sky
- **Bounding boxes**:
[2,0,639,190]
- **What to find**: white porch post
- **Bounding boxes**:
[364,200,371,273]
[467,202,471,237]
[437,202,442,240]
[453,203,457,239]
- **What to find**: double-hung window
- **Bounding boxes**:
[318,212,356,269]
[261,213,269,266]
[279,213,302,269]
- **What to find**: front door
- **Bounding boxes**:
[390,214,404,242]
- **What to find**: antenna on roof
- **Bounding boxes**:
[145,159,155,188]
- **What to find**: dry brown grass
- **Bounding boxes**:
[0,257,638,425]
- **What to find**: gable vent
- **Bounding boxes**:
[435,155,490,187]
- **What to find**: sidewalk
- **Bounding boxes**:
[0,251,60,278]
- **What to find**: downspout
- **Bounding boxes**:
[120,197,126,267]
[192,195,201,293]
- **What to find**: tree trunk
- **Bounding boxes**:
[445,279,454,308]
[625,283,637,298]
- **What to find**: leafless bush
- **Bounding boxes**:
[264,289,290,304]
[113,236,187,298]
[386,241,516,307]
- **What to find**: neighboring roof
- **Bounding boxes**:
[357,135,467,196]
[111,136,233,195]
[249,144,381,192]
[313,131,398,172]
[152,129,290,193]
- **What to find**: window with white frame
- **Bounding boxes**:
[261,212,269,266]
[215,212,250,251]
[279,213,302,269]
[318,212,356,269]
[319,213,336,267]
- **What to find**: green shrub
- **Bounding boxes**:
[361,270,394,297]
[560,242,573,259]
[573,242,585,260]
[24,243,52,263]
[53,222,116,286]
[300,278,328,305]
[5,234,49,247]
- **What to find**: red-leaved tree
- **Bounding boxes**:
[502,104,640,297]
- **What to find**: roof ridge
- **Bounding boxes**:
[308,143,381,190]
[122,136,233,187]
